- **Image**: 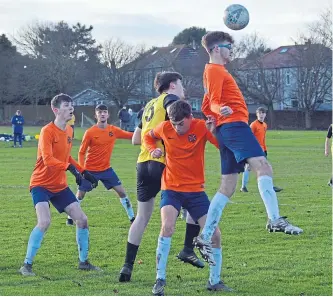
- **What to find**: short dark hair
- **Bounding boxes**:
[256,106,267,113]
[95,104,108,111]
[201,31,234,53]
[51,93,73,108]
[167,100,192,122]
[154,71,183,94]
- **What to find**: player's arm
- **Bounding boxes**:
[143,123,164,158]
[114,126,134,139]
[201,93,216,118]
[204,125,219,149]
[325,125,332,156]
[132,125,142,145]
[78,131,90,166]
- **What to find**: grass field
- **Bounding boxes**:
[0,126,332,296]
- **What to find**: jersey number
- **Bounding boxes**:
[144,105,155,122]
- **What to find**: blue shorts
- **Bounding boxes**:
[216,122,265,175]
[160,190,210,222]
[30,187,77,213]
[79,168,121,192]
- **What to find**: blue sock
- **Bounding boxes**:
[120,197,135,220]
[209,247,222,285]
[24,227,45,264]
[76,228,89,262]
[242,168,250,188]
[258,175,280,221]
[156,236,171,280]
[202,193,229,241]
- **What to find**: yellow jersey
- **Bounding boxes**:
[67,114,75,126]
[137,93,179,164]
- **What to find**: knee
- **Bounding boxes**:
[161,223,175,237]
[257,160,273,176]
[134,213,151,228]
[219,184,236,198]
[76,213,88,228]
[211,228,221,248]
[37,219,51,232]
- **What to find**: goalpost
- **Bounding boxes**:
[81,112,96,128]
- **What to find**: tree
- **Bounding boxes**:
[98,38,147,109]
[229,33,279,127]
[172,27,207,46]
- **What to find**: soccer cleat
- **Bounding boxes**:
[273,186,283,192]
[176,249,204,268]
[19,263,35,276]
[207,280,234,292]
[130,217,135,224]
[66,218,74,226]
[328,180,333,187]
[119,264,133,282]
[266,216,303,235]
[193,235,216,266]
[152,278,166,296]
[240,186,248,192]
[78,260,102,271]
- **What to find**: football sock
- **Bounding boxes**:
[76,227,89,262]
[184,223,200,253]
[24,227,45,264]
[242,168,250,188]
[209,247,222,285]
[120,197,135,221]
[125,242,139,267]
[156,236,171,280]
[258,175,280,221]
[201,192,229,241]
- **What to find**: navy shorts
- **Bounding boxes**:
[30,187,77,213]
[160,190,210,222]
[79,168,121,192]
[216,121,265,175]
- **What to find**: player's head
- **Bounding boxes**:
[16,110,21,116]
[95,104,109,123]
[256,107,267,122]
[51,93,74,122]
[167,100,192,135]
[201,31,234,63]
[154,71,185,99]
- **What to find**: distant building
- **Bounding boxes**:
[72,89,108,106]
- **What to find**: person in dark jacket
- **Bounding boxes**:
[11,110,24,148]
[118,106,130,131]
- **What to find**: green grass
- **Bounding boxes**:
[0,126,331,296]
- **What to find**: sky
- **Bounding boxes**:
[0,0,332,49]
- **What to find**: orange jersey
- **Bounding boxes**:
[143,119,219,192]
[30,122,83,192]
[202,63,249,126]
[79,124,133,171]
[250,120,267,151]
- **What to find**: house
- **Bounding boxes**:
[72,89,109,106]
[233,44,332,111]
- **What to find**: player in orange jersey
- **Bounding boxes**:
[143,100,232,295]
[195,31,303,265]
[240,107,282,193]
[19,94,100,276]
[66,104,135,226]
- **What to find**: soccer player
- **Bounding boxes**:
[240,107,283,193]
[144,100,232,295]
[324,124,332,187]
[66,104,135,225]
[119,71,204,283]
[196,31,303,264]
[19,94,99,276]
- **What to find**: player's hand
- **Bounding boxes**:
[325,150,329,157]
[205,116,216,133]
[150,148,163,158]
[82,170,98,188]
[67,164,83,186]
[220,106,233,117]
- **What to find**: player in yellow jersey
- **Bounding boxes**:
[119,72,204,282]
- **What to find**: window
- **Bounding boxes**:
[291,100,298,108]
[170,48,177,53]
[280,48,288,53]
[286,73,290,85]
[151,50,158,55]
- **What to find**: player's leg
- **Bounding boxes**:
[119,161,164,282]
[176,214,204,268]
[187,192,233,292]
[18,133,23,147]
[152,190,180,296]
[264,151,283,192]
[60,188,100,270]
[102,168,135,223]
[19,187,52,276]
[13,133,17,147]
[241,163,250,192]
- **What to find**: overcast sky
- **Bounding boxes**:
[0,0,331,49]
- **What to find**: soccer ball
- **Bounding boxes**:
[223,4,250,30]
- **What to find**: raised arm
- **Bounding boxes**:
[114,126,134,139]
